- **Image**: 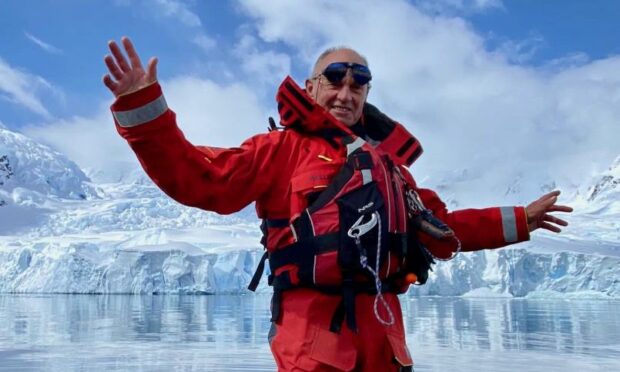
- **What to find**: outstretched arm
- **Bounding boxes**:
[414,184,573,259]
[102,37,286,214]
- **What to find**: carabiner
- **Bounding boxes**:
[347,212,378,239]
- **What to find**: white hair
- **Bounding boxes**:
[310,46,369,77]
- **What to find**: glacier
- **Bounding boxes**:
[1,127,619,297]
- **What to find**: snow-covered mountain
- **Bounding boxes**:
[0,127,98,234]
[0,127,618,296]
[0,154,13,206]
[0,128,93,200]
[582,155,620,208]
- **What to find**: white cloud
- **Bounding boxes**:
[238,0,618,203]
[492,32,544,64]
[113,0,201,27]
[24,32,63,54]
[22,77,270,174]
[0,58,60,118]
[163,76,268,147]
[472,0,503,9]
[153,0,202,27]
[542,52,590,72]
[233,34,291,85]
[21,107,135,173]
[192,33,217,53]
[414,0,504,15]
[114,0,214,58]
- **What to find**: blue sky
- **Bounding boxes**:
[1,0,618,128]
[471,1,620,61]
[1,0,619,204]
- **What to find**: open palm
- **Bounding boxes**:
[103,37,158,98]
[526,190,573,233]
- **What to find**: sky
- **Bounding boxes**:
[1,0,619,205]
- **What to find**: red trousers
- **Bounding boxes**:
[269,289,413,371]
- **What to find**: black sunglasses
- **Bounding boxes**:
[316,62,372,86]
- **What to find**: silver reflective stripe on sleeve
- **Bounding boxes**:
[346,137,366,156]
[113,95,168,128]
[361,169,372,185]
[500,206,518,243]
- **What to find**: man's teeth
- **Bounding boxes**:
[333,106,351,112]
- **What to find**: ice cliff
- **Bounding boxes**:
[0,127,618,297]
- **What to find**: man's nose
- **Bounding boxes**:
[335,73,355,101]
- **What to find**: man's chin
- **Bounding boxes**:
[330,111,354,126]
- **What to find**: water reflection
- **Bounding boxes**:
[402,297,620,371]
[0,295,274,371]
[0,295,619,371]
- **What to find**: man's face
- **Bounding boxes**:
[306,50,370,127]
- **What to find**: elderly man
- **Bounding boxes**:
[104,37,571,372]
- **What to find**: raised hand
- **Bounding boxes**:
[525,190,573,233]
[103,37,158,98]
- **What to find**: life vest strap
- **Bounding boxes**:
[270,233,339,268]
[268,269,401,332]
[264,218,290,228]
[342,273,357,332]
[247,251,268,292]
[251,231,408,293]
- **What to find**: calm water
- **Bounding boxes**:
[0,294,619,371]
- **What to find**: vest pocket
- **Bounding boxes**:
[290,168,336,219]
[337,181,389,275]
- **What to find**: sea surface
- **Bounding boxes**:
[0,294,619,371]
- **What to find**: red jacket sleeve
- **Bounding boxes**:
[397,166,530,259]
[416,187,530,259]
[111,82,286,214]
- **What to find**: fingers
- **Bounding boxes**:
[542,190,562,199]
[531,212,569,233]
[102,74,119,95]
[539,221,562,233]
[543,192,560,205]
[531,190,559,203]
[543,214,568,226]
[104,37,159,97]
[122,36,144,71]
[104,55,124,81]
[108,40,131,73]
[548,204,573,213]
[146,57,158,83]
[529,191,573,212]
[526,190,573,233]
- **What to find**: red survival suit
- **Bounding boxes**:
[112,77,530,372]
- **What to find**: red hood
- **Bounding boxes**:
[276,76,423,166]
[276,75,353,134]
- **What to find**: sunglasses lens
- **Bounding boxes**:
[352,68,371,85]
[322,65,348,83]
[321,63,372,86]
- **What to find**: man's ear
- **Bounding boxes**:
[305,79,315,98]
[363,83,371,103]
